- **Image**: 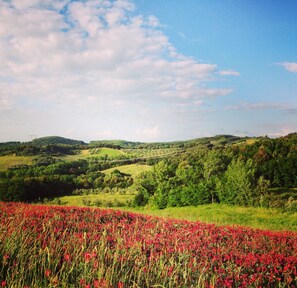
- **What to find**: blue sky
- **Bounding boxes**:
[0,0,296,142]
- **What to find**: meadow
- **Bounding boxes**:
[49,193,297,231]
[61,148,126,161]
[0,155,33,171]
[102,163,152,177]
[1,202,296,287]
[55,193,134,208]
[132,204,297,232]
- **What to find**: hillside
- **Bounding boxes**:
[0,133,296,212]
[30,136,86,146]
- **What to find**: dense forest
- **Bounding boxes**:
[0,134,296,210]
[135,133,297,209]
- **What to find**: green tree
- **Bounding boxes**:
[218,159,256,206]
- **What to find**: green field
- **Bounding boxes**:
[51,193,134,207]
[61,148,125,161]
[102,163,152,177]
[130,204,297,231]
[0,155,33,171]
[49,192,297,231]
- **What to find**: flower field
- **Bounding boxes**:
[0,202,297,287]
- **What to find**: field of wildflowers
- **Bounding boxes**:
[0,202,296,287]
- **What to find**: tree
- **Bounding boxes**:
[218,159,256,206]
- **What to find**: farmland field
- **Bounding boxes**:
[123,147,182,159]
[53,193,134,207]
[61,148,126,161]
[0,202,296,287]
[102,163,152,177]
[0,155,33,171]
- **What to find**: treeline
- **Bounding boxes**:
[0,143,84,157]
[0,133,296,208]
[134,134,297,208]
[89,135,246,149]
[0,136,86,156]
[0,158,134,202]
[0,134,250,156]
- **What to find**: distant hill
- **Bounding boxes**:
[89,140,142,149]
[30,136,86,146]
[89,135,250,149]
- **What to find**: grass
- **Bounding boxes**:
[128,204,297,232]
[0,155,33,171]
[52,193,134,207]
[52,192,297,231]
[61,148,125,161]
[102,163,152,177]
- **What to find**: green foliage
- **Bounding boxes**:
[0,133,296,209]
[30,136,86,146]
[217,159,256,206]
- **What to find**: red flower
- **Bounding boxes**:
[64,254,71,262]
[45,270,51,278]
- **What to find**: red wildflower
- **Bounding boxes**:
[64,254,71,262]
[45,270,51,278]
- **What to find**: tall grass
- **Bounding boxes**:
[130,204,297,231]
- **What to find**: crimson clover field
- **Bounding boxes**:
[0,202,296,287]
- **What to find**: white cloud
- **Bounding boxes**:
[281,62,297,73]
[218,69,240,76]
[224,102,290,111]
[198,88,233,97]
[0,0,237,141]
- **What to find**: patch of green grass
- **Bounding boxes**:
[128,204,297,231]
[0,155,33,171]
[102,163,152,177]
[52,193,134,207]
[61,148,125,161]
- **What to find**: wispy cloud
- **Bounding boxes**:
[218,70,240,76]
[280,62,297,73]
[224,102,287,111]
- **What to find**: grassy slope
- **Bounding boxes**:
[61,148,125,161]
[0,155,33,171]
[49,195,297,231]
[102,163,152,177]
[55,194,134,206]
[0,147,125,169]
[128,204,297,232]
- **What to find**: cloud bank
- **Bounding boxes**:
[0,0,235,141]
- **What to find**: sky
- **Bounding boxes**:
[0,0,296,142]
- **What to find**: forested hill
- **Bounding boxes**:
[0,134,249,153]
[0,133,296,207]
[89,135,249,149]
[0,136,86,156]
[30,136,86,146]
